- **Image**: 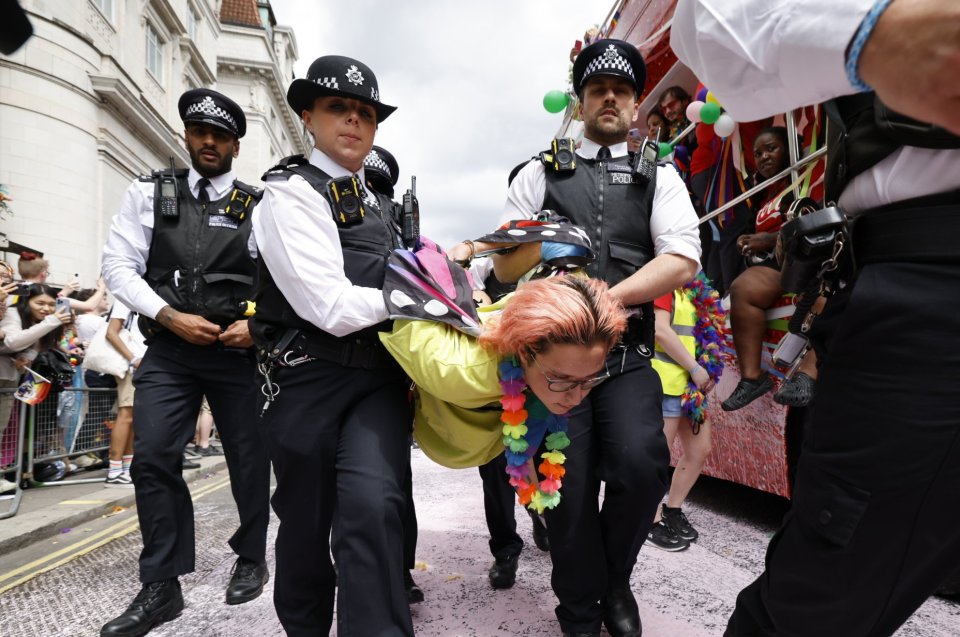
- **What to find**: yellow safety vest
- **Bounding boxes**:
[651,289,697,396]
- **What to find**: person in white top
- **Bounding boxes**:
[672,1,960,634]
[249,54,414,637]
[100,88,271,637]
[486,39,700,637]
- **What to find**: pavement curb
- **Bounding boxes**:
[0,457,229,555]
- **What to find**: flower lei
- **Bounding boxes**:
[681,273,732,431]
[499,357,570,514]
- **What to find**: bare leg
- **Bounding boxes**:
[110,406,134,460]
[653,415,682,524]
[665,419,712,509]
[728,266,785,379]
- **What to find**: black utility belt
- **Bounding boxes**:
[853,199,960,266]
[274,329,395,371]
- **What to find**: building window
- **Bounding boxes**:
[187,5,200,40]
[92,0,112,20]
[146,22,163,80]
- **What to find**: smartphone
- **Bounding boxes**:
[574,39,583,52]
[55,297,71,314]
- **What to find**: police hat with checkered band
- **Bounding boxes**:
[287,55,397,122]
[178,88,246,138]
[363,145,399,196]
[572,39,646,98]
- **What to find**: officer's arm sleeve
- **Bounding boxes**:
[100,183,169,320]
[252,176,388,337]
[650,166,701,263]
[670,0,874,121]
[498,161,545,227]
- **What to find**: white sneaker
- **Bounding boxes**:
[104,472,133,487]
[0,478,17,493]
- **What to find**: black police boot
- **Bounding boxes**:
[487,554,519,589]
[602,584,642,637]
[225,557,269,605]
[100,578,183,637]
[527,508,550,552]
[405,570,424,604]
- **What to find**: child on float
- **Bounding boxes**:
[645,273,728,551]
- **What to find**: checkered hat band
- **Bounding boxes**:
[363,154,392,180]
[314,77,340,89]
[185,98,238,130]
[582,55,634,83]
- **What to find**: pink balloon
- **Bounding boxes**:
[686,101,705,124]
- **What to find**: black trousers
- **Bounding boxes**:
[479,452,524,560]
[262,359,413,637]
[545,348,668,633]
[131,334,270,583]
[727,262,960,636]
[403,440,417,571]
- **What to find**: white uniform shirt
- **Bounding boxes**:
[670,0,960,214]
[501,138,701,262]
[101,168,257,319]
[252,148,389,337]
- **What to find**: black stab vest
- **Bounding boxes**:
[825,93,960,203]
[251,157,401,345]
[143,172,258,326]
[542,152,657,345]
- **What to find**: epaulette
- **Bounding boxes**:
[261,154,308,181]
[138,168,188,182]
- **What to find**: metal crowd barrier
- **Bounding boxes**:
[0,385,119,520]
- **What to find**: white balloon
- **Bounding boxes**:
[714,113,736,138]
[686,100,705,124]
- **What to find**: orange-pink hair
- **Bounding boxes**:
[479,276,627,363]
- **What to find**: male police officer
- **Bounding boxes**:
[250,55,413,636]
[672,0,960,635]
[490,40,700,637]
[100,88,270,637]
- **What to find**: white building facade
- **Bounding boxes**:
[0,0,307,285]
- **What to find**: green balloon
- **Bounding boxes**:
[658,142,673,158]
[700,102,722,125]
[543,90,569,114]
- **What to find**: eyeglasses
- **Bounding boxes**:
[533,357,610,393]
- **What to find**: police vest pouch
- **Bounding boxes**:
[326,176,365,225]
[779,205,850,294]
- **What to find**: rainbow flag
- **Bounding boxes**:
[15,368,51,405]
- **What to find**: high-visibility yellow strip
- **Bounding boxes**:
[0,476,232,593]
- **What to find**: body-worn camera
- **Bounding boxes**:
[779,204,850,294]
[540,138,577,172]
[327,176,365,225]
[224,188,253,221]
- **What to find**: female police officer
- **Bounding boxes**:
[249,56,413,636]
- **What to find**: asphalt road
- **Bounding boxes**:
[0,450,956,636]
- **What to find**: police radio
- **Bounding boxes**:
[632,132,660,185]
[401,176,420,250]
[156,156,179,218]
[327,176,365,225]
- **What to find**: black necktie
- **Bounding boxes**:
[597,146,611,160]
[196,178,210,203]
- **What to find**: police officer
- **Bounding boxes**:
[100,88,271,636]
[489,40,701,637]
[361,143,424,605]
[249,56,413,636]
[672,0,960,635]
